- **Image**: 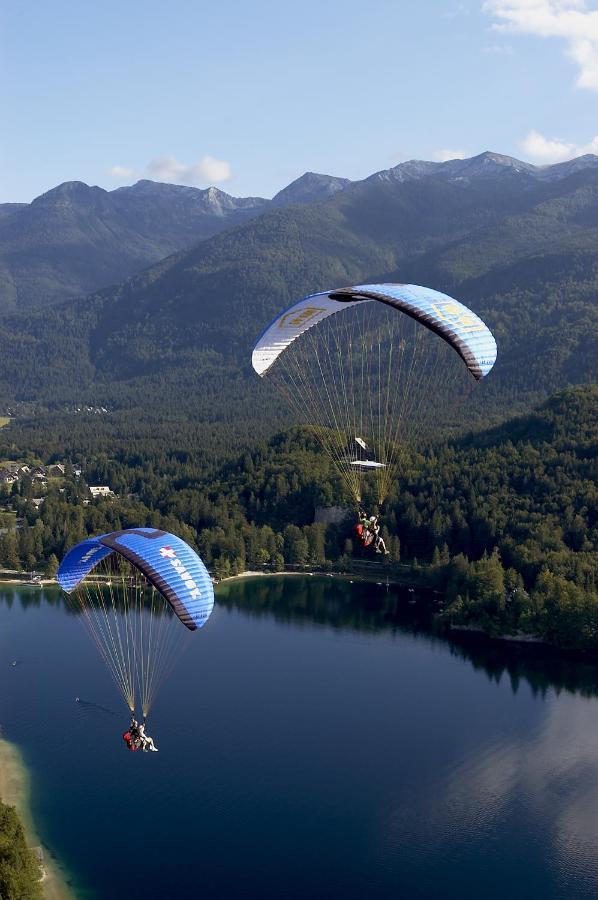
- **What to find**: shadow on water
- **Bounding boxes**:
[4,576,598,705]
[74,697,119,717]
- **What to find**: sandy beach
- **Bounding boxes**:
[217,568,402,587]
[218,570,310,583]
[0,737,75,899]
[0,572,55,586]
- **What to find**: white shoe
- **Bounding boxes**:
[150,746,159,752]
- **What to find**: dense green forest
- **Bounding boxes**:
[1,385,595,650]
[0,154,596,653]
[0,800,42,899]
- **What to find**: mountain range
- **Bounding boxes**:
[0,150,596,437]
[2,151,598,314]
[0,172,351,311]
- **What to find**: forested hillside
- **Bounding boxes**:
[1,386,596,649]
[0,153,596,435]
[0,172,350,312]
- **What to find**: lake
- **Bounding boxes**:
[2,575,598,899]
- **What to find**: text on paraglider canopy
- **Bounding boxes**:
[430,302,484,332]
[278,307,326,330]
[160,546,202,600]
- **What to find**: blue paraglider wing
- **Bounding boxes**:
[57,528,214,631]
[57,536,114,591]
[252,283,497,380]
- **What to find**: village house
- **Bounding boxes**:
[47,463,66,477]
[89,486,115,499]
[0,468,18,485]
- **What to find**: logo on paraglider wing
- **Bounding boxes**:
[81,545,104,564]
[431,302,483,334]
[278,306,326,330]
[160,545,202,601]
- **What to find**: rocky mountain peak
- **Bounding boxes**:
[271,172,351,206]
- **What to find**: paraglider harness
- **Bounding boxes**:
[123,716,154,753]
[355,521,374,548]
[123,731,138,752]
[123,718,141,752]
[355,511,375,549]
[355,511,385,552]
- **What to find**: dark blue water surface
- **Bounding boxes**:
[2,576,598,899]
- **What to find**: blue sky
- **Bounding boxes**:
[1,0,596,202]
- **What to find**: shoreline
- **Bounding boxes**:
[216,568,403,586]
[218,570,311,583]
[1,568,398,589]
[4,568,593,655]
[0,737,75,899]
[0,579,55,586]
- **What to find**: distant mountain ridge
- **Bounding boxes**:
[0,150,596,436]
[2,151,597,313]
[367,151,598,185]
[0,171,349,311]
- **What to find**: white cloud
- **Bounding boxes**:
[147,155,232,186]
[108,165,136,178]
[105,155,232,187]
[520,128,598,162]
[433,149,467,161]
[484,0,598,90]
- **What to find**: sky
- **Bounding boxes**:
[1,0,597,202]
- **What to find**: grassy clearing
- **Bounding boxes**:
[0,417,10,427]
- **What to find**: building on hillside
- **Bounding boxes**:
[0,469,18,485]
[47,464,66,477]
[30,498,44,509]
[89,486,115,499]
[16,465,31,477]
[30,466,47,477]
[73,466,82,478]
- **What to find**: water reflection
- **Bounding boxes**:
[3,578,598,899]
[217,575,438,635]
[218,576,598,703]
[0,583,175,618]
[5,578,598,704]
[383,691,598,898]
